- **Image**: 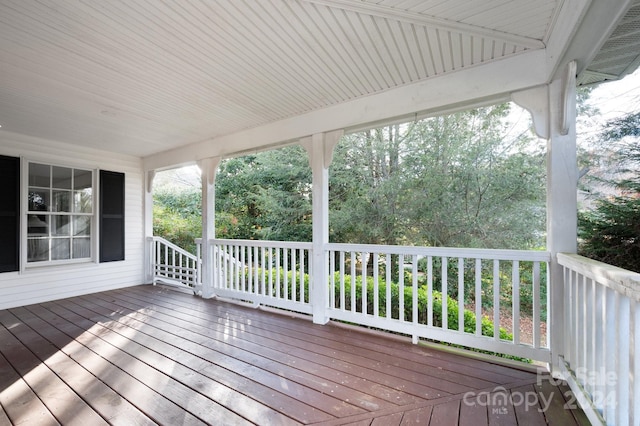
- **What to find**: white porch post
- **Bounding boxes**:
[512,61,577,374]
[303,130,343,324]
[144,170,156,283]
[198,157,221,299]
[547,64,578,375]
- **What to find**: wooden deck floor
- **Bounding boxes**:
[0,284,588,425]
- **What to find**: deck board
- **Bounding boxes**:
[116,287,524,388]
[429,400,460,425]
[120,286,530,385]
[54,297,338,423]
[0,401,11,426]
[3,306,211,426]
[26,303,276,426]
[399,406,433,425]
[78,293,391,414]
[458,397,488,426]
[0,348,60,426]
[0,323,107,426]
[511,384,547,426]
[0,284,586,425]
[0,311,155,425]
[90,289,421,407]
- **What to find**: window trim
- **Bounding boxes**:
[21,159,98,270]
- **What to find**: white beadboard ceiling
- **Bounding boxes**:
[0,0,637,161]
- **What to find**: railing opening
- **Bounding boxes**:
[150,236,200,291]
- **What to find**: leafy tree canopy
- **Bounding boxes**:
[215,147,312,242]
[155,103,547,251]
[330,104,546,249]
[579,111,640,272]
[153,189,202,254]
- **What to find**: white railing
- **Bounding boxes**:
[157,237,640,421]
[150,236,200,291]
[210,239,313,314]
[201,238,550,361]
[558,253,640,426]
[327,243,551,362]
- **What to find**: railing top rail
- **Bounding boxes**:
[326,242,551,262]
[558,253,640,302]
[177,237,551,262]
[150,236,199,261]
[211,238,313,250]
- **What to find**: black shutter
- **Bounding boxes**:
[0,155,19,272]
[100,170,125,262]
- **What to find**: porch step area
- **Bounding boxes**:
[0,284,589,425]
[154,275,197,291]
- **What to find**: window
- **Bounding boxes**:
[27,162,93,264]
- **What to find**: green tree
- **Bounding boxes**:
[155,104,547,255]
[330,124,410,245]
[215,146,312,241]
[330,104,546,250]
[214,155,260,240]
[579,112,640,272]
[407,106,545,249]
[153,189,202,254]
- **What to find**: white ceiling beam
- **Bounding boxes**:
[301,0,545,49]
[144,49,547,171]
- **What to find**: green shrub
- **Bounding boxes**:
[330,272,525,361]
[236,267,310,303]
[235,267,528,361]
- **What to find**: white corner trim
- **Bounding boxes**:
[146,170,156,193]
[561,60,577,135]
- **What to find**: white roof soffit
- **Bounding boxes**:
[0,1,633,169]
[577,0,640,85]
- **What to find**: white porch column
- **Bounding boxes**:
[144,170,156,283]
[512,61,578,374]
[303,130,343,324]
[198,157,221,299]
[547,63,578,375]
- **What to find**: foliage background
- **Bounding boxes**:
[578,111,640,272]
[154,103,547,255]
[153,96,640,274]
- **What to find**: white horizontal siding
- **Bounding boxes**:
[0,131,146,310]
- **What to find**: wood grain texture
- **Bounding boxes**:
[0,284,585,425]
